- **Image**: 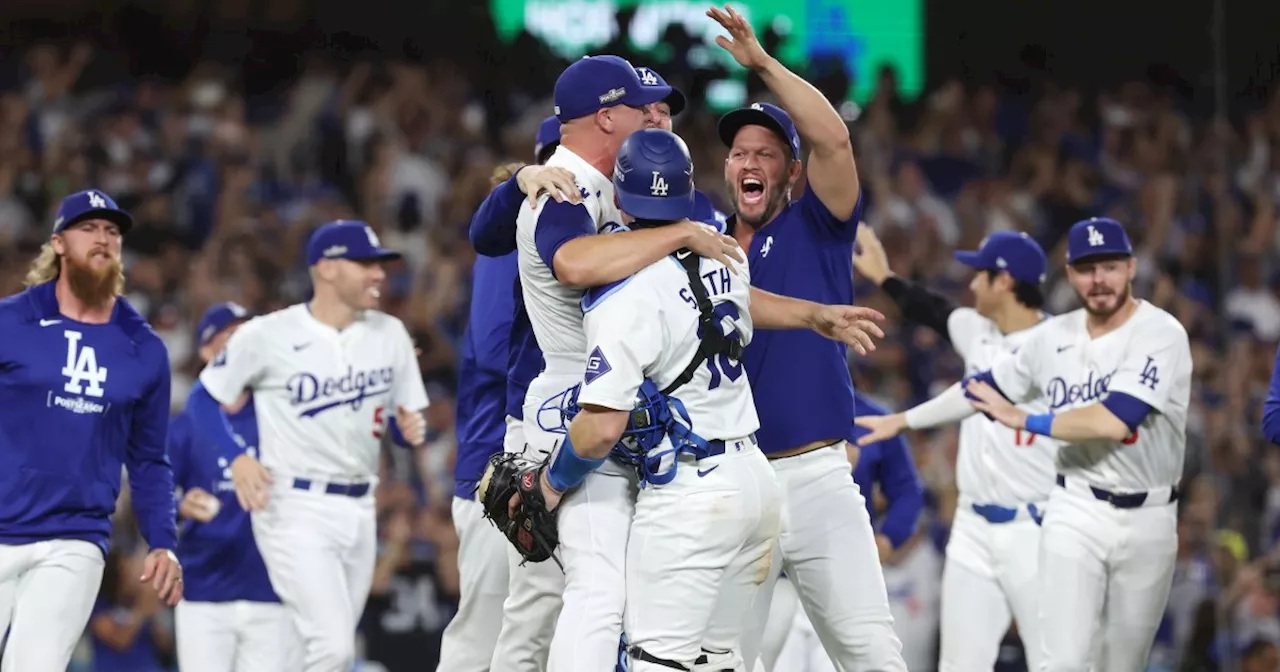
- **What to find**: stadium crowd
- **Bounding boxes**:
[0,26,1278,672]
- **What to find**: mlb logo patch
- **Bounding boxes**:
[584,346,612,385]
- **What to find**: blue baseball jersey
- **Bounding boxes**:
[851,391,924,548]
[730,187,863,453]
[168,382,278,603]
[506,297,543,422]
[0,281,176,554]
[455,252,519,499]
[1263,342,1280,445]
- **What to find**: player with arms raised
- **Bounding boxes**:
[858,217,1191,671]
[0,190,182,671]
[190,220,429,672]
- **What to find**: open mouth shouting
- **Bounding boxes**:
[740,177,765,207]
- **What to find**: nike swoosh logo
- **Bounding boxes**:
[697,465,719,478]
[1056,345,1073,353]
[293,343,312,351]
[39,319,61,327]
[676,250,693,260]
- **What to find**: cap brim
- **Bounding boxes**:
[665,88,687,116]
[61,208,134,234]
[1067,250,1132,266]
[617,191,694,222]
[717,108,794,157]
[953,250,988,269]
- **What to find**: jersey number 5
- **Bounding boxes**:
[704,304,744,391]
[373,406,386,439]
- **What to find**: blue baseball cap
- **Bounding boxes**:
[196,301,252,347]
[1066,217,1133,265]
[954,231,1047,284]
[553,55,671,123]
[534,116,561,164]
[53,189,134,234]
[635,66,686,116]
[306,220,403,266]
[613,128,695,222]
[717,102,802,158]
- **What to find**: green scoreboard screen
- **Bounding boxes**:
[489,0,923,112]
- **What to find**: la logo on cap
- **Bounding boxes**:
[88,191,106,208]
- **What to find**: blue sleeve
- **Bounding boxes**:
[126,350,178,552]
[1102,392,1154,433]
[797,184,863,241]
[875,435,924,549]
[166,415,191,490]
[1264,344,1280,444]
[468,174,526,257]
[960,369,1010,422]
[534,201,595,279]
[187,381,249,462]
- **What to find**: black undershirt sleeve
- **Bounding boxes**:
[880,276,959,343]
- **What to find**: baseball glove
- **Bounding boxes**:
[478,452,561,567]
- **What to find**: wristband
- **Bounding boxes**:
[1024,413,1055,437]
[546,436,606,493]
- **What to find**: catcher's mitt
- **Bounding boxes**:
[478,452,561,567]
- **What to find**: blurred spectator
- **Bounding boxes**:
[87,549,176,672]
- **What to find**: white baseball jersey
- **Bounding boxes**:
[947,308,1058,505]
[990,300,1191,491]
[515,145,625,373]
[576,253,758,442]
[199,304,429,480]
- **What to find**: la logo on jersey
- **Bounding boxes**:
[53,330,108,415]
[88,191,107,209]
[1087,225,1105,247]
[650,171,669,197]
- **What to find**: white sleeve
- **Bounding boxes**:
[946,307,984,361]
[576,278,665,411]
[904,382,975,429]
[198,318,266,406]
[1105,314,1189,413]
[390,319,430,412]
[989,332,1042,405]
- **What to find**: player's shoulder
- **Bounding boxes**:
[359,309,412,337]
[0,284,42,325]
[947,306,991,335]
[113,296,169,358]
[1133,301,1188,339]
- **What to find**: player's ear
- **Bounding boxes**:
[1126,257,1138,280]
[787,158,803,184]
[49,234,66,256]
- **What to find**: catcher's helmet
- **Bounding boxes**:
[612,128,695,222]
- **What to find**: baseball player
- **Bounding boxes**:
[438,121,568,672]
[0,189,182,671]
[190,219,429,672]
[493,127,783,672]
[761,389,925,671]
[1262,342,1280,445]
[170,302,293,672]
[483,55,881,671]
[858,217,1192,671]
[700,6,907,669]
[852,225,1057,670]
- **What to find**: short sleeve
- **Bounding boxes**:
[576,277,665,411]
[946,308,986,362]
[1105,314,1190,414]
[989,332,1042,404]
[797,185,863,242]
[533,200,596,277]
[198,318,265,406]
[390,319,430,412]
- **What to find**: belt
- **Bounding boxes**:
[971,502,1044,525]
[700,433,758,459]
[292,478,370,498]
[1055,474,1179,509]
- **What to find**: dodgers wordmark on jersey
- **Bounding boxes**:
[989,300,1191,491]
[0,281,176,553]
[515,145,624,368]
[577,252,758,442]
[198,304,429,481]
[946,307,1057,506]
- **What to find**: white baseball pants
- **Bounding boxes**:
[175,599,294,672]
[1038,476,1177,672]
[626,438,780,672]
[0,539,104,672]
[251,480,377,672]
[940,502,1044,672]
[744,442,907,672]
[491,374,638,672]
[436,496,510,672]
